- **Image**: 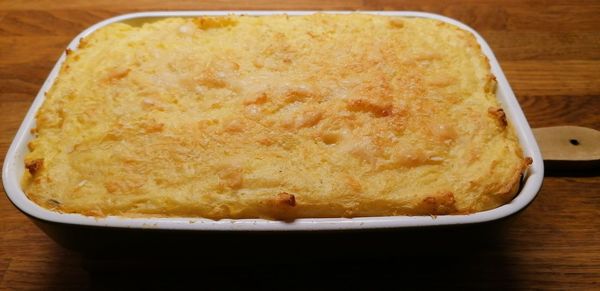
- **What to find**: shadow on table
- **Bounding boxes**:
[76,220,519,290]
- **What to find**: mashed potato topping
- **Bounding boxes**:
[23,14,529,219]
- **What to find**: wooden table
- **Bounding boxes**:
[1,1,598,289]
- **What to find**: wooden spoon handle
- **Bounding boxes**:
[533,126,600,170]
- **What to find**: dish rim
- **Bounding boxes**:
[2,10,544,231]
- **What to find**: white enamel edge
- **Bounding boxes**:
[2,11,544,231]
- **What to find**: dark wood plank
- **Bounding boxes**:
[517,95,600,128]
[504,60,600,97]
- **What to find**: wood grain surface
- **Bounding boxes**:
[0,0,598,289]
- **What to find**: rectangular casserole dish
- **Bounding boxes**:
[2,11,544,233]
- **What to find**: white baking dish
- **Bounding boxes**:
[2,11,544,231]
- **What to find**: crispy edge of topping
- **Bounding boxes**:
[488,106,507,128]
[419,191,457,215]
[25,159,44,175]
[276,192,296,207]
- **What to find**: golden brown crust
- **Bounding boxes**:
[418,192,457,215]
[347,99,394,117]
[22,14,529,219]
[276,192,297,207]
[25,159,43,175]
[488,106,508,128]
